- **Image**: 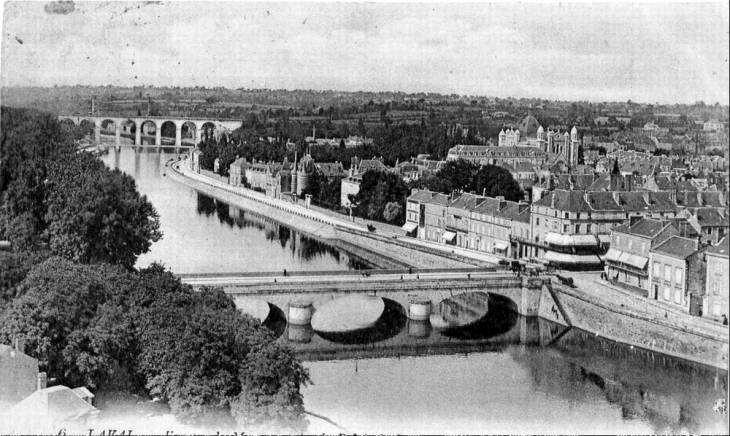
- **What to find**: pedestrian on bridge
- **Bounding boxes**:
[283,269,287,277]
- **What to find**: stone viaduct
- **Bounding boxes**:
[58,115,243,147]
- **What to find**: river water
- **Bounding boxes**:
[101,147,728,435]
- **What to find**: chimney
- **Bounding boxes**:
[550,192,556,209]
[14,337,25,353]
[37,372,47,390]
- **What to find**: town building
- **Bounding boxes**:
[340,157,390,207]
[604,219,679,295]
[704,236,728,322]
[703,119,725,132]
[649,236,707,315]
[446,144,549,167]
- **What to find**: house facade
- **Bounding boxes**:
[605,219,679,295]
[704,236,728,321]
[649,236,706,314]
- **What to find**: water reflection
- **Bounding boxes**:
[100,147,372,273]
[314,298,407,345]
[289,293,524,355]
[440,293,518,340]
[509,327,728,435]
[431,291,490,331]
[195,192,373,269]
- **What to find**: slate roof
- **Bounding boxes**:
[615,218,669,238]
[651,236,699,259]
[707,236,728,257]
[695,208,729,227]
[407,189,455,206]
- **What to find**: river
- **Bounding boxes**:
[101,146,728,435]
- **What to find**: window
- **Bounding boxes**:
[674,289,681,304]
[617,236,621,246]
[713,303,722,316]
[587,224,592,233]
[663,286,671,301]
[564,224,570,233]
[640,242,645,252]
[536,218,540,226]
[664,265,671,281]
[628,239,633,249]
[674,267,683,285]
[653,261,660,279]
[564,212,569,219]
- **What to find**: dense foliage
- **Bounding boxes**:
[351,171,409,225]
[410,160,524,202]
[0,106,161,268]
[0,106,310,430]
[0,258,310,428]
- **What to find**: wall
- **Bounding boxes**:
[704,253,729,320]
[552,283,729,370]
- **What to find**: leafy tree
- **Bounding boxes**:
[472,165,523,201]
[43,152,162,268]
[352,171,409,224]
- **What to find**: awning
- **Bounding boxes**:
[571,254,603,265]
[544,251,575,263]
[443,231,456,242]
[572,235,599,246]
[618,252,649,269]
[598,234,612,244]
[494,241,509,251]
[402,222,418,232]
[605,248,623,262]
[544,232,572,246]
[545,251,602,264]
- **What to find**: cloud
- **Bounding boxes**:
[44,1,75,15]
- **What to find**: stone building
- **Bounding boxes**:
[649,236,707,315]
[605,219,679,295]
[704,236,728,321]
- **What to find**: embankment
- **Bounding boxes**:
[552,283,729,370]
[166,162,480,269]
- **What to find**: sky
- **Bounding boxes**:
[1,1,728,105]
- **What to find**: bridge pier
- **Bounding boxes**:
[155,127,162,147]
[94,125,101,144]
[115,124,121,148]
[135,126,141,146]
[175,127,182,147]
[195,129,203,145]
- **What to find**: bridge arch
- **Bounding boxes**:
[181,121,197,145]
[201,121,216,140]
[59,117,76,125]
[100,119,116,133]
[160,120,178,145]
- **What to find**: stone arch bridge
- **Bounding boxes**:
[180,271,569,329]
[58,115,242,147]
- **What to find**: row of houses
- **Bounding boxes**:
[405,185,728,320]
[606,220,728,320]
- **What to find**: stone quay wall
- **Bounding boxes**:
[552,283,729,370]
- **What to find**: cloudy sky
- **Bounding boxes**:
[1,1,728,104]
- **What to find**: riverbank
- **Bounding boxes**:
[551,281,729,370]
[168,159,489,269]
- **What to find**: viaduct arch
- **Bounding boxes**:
[57,115,243,147]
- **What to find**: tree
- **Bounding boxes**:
[352,171,408,225]
[44,152,162,268]
[383,201,402,222]
[472,165,523,201]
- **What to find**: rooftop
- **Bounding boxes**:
[651,236,699,259]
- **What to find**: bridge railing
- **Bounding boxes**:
[176,266,504,280]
